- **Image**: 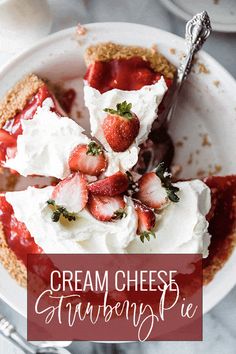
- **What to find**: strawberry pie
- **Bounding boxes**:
[0,42,235,290]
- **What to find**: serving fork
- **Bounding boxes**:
[137,11,212,173]
[0,313,71,354]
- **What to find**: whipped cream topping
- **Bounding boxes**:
[127,180,211,258]
[4,98,89,179]
[84,78,167,176]
[6,186,137,254]
[6,179,211,257]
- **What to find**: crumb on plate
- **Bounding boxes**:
[169,48,176,55]
[201,133,212,147]
[187,153,193,165]
[76,23,88,36]
[213,80,220,87]
[198,63,210,74]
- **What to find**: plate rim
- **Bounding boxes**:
[159,0,236,33]
[0,22,236,318]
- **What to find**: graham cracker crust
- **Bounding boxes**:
[0,74,44,128]
[84,42,176,79]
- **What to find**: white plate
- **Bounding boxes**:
[160,0,236,32]
[0,23,236,318]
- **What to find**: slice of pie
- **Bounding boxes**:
[84,42,176,174]
[84,42,175,91]
[0,74,66,170]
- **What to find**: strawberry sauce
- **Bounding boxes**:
[204,175,236,267]
[84,57,172,93]
[58,88,76,114]
[0,195,42,266]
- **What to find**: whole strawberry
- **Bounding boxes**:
[103,101,140,152]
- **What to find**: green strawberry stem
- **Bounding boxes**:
[47,199,77,222]
[140,230,156,243]
[155,162,180,203]
[104,101,133,119]
[86,141,103,156]
[112,208,127,220]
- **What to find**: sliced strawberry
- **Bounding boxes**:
[134,200,156,241]
[135,172,168,209]
[103,101,140,152]
[51,172,88,213]
[87,194,126,221]
[69,142,107,176]
[134,199,156,233]
[88,172,129,196]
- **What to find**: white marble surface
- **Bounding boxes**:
[0,1,235,353]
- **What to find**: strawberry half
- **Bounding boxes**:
[51,172,88,214]
[69,141,107,176]
[87,194,126,222]
[88,172,129,196]
[134,199,156,242]
[103,101,140,152]
[135,172,169,209]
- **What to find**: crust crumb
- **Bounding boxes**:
[201,133,211,147]
[197,169,206,177]
[171,164,182,178]
[76,23,87,36]
[209,164,222,176]
[76,111,82,120]
[151,44,158,54]
[84,42,176,79]
[169,48,176,55]
[187,153,193,165]
[198,63,210,74]
[176,141,183,147]
[213,80,220,87]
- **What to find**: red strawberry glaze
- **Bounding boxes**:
[58,88,76,114]
[0,195,42,266]
[84,57,172,93]
[203,175,236,268]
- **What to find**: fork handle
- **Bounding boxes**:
[0,314,36,354]
[166,11,212,123]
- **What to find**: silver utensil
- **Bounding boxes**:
[164,10,212,126]
[136,11,212,173]
[0,314,71,354]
